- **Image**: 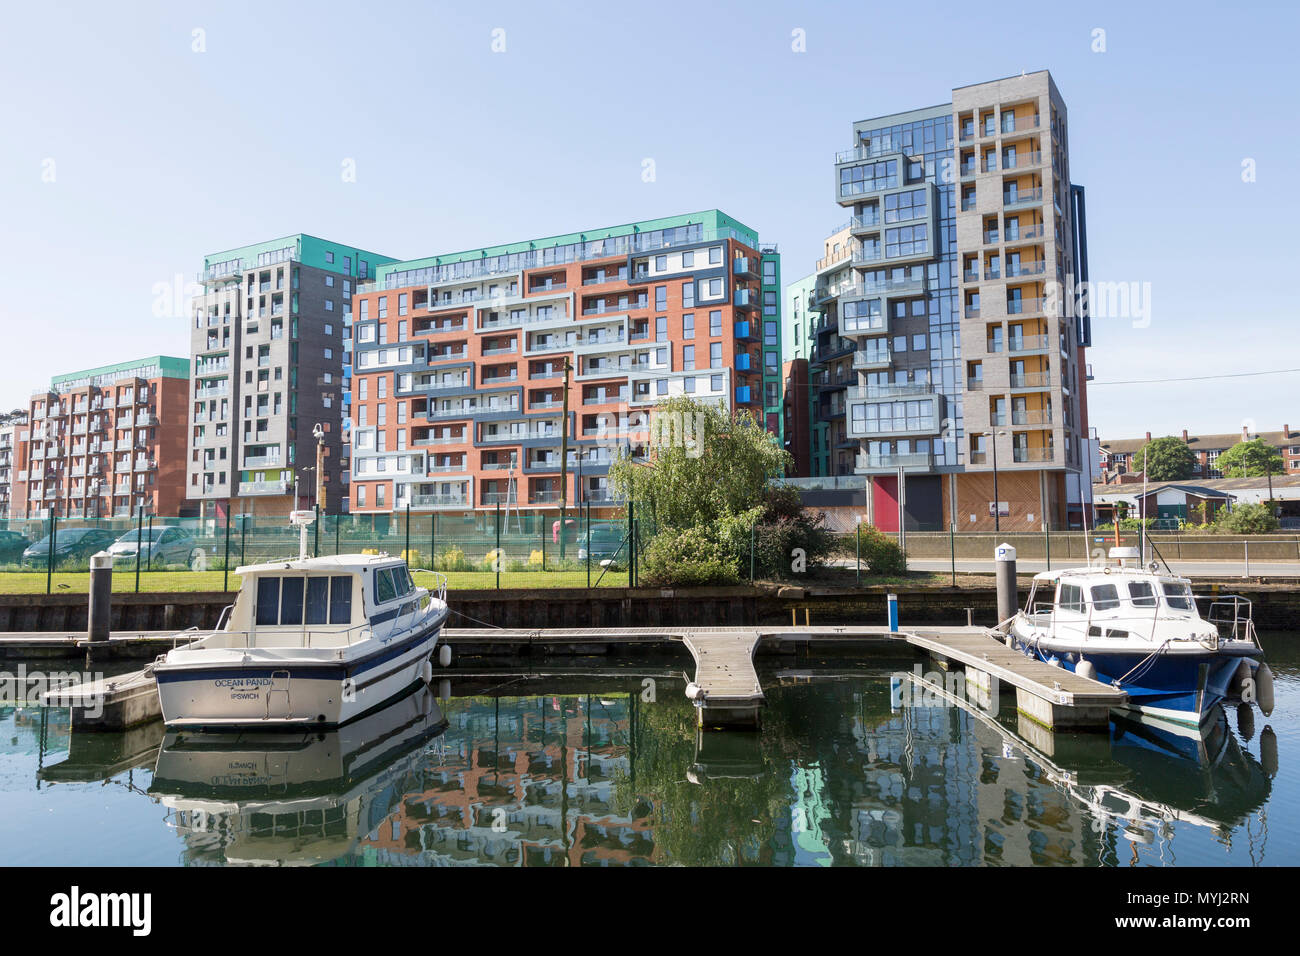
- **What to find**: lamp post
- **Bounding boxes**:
[312,423,325,513]
[982,429,1008,533]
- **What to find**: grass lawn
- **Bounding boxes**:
[0,568,631,595]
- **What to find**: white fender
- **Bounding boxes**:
[420,659,434,684]
[685,682,704,701]
[437,678,451,702]
[1076,659,1096,682]
[438,643,453,668]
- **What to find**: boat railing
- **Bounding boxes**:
[423,571,448,604]
[207,620,377,651]
[1195,594,1258,646]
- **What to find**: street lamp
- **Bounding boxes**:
[981,429,1008,533]
[312,423,325,513]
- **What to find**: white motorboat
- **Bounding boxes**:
[1006,548,1271,728]
[153,549,449,729]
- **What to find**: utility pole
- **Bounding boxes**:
[559,357,572,561]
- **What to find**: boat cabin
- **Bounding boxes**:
[210,555,428,650]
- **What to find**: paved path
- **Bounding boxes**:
[904,557,1300,578]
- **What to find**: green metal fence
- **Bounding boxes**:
[0,504,659,593]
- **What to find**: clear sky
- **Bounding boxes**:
[1,0,1296,439]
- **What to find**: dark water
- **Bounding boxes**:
[1,635,1294,866]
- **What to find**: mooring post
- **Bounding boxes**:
[887,592,899,632]
[995,542,1018,626]
[87,551,112,643]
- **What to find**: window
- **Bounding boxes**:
[1058,583,1084,613]
[709,278,722,296]
[709,246,721,265]
[375,568,397,604]
[709,343,722,369]
[1162,581,1193,611]
[325,251,335,264]
[1128,582,1157,607]
[709,310,722,336]
[1091,584,1120,611]
[324,300,334,312]
[682,251,694,267]
[683,376,695,394]
[655,255,666,271]
[682,313,694,339]
[683,345,695,370]
[711,374,723,391]
[655,286,667,311]
[883,188,926,223]
[682,283,695,308]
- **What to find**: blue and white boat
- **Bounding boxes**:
[1007,548,1272,728]
[153,549,449,729]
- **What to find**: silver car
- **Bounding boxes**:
[108,527,205,569]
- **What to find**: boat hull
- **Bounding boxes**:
[155,612,446,729]
[1010,634,1258,728]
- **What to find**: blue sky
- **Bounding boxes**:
[1,0,1296,439]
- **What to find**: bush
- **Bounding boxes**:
[640,526,740,587]
[1215,503,1279,535]
[851,525,908,576]
[479,548,504,572]
[434,546,474,572]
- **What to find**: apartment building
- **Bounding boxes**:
[1101,425,1300,482]
[187,235,397,519]
[0,414,25,519]
[781,273,824,477]
[805,71,1091,530]
[347,211,781,514]
[10,357,188,519]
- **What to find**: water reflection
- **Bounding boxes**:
[17,648,1291,867]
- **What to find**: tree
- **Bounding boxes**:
[1134,436,1197,481]
[1216,438,1284,479]
[1215,502,1279,534]
[607,396,790,530]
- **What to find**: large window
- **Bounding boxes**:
[884,224,928,259]
[255,575,353,626]
[839,159,898,198]
[884,188,927,223]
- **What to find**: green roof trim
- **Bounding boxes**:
[51,355,190,388]
[204,234,398,275]
[376,209,761,282]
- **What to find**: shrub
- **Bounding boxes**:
[851,525,908,576]
[529,549,544,567]
[434,546,473,572]
[1215,503,1279,535]
[640,526,740,587]
[479,548,504,572]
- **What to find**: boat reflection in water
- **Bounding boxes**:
[1074,706,1275,844]
[904,668,1277,856]
[148,685,449,866]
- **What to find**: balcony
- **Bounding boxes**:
[852,348,891,371]
[733,289,757,311]
[529,490,563,505]
[411,494,470,509]
[1011,409,1054,426]
[1001,151,1043,171]
[855,451,934,473]
[1004,261,1046,278]
[734,321,755,340]
[732,257,758,278]
[1012,447,1055,463]
[1009,372,1052,389]
[238,479,292,496]
[1008,335,1050,353]
[1006,296,1047,316]
[243,454,283,468]
[1003,188,1043,209]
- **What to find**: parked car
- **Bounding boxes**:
[0,530,33,564]
[21,528,119,567]
[107,527,204,569]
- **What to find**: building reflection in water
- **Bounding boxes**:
[59,666,1272,867]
